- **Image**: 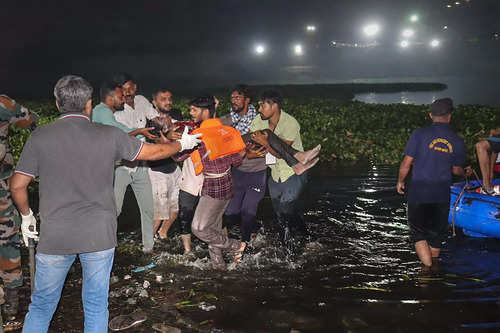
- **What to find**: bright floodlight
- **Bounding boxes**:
[430,39,440,48]
[363,24,380,37]
[402,28,415,38]
[294,44,303,56]
[400,40,410,48]
[443,25,448,30]
[410,14,419,22]
[255,44,265,55]
[306,25,316,32]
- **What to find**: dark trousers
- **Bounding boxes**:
[225,168,267,242]
[178,190,200,235]
[268,173,308,239]
[242,129,300,166]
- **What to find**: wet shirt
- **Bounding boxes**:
[198,142,242,200]
[405,122,465,203]
[15,112,143,255]
[250,110,303,183]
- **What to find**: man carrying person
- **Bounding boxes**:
[248,90,312,246]
[10,75,201,332]
[475,127,500,194]
[92,81,157,253]
[112,73,159,253]
[148,89,183,239]
[397,98,470,267]
[0,95,38,317]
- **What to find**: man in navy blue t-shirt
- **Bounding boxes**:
[397,98,469,267]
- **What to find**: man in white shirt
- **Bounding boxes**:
[113,73,159,253]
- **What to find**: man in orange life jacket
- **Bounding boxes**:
[178,95,246,269]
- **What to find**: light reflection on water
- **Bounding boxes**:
[118,162,500,331]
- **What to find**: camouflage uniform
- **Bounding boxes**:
[0,95,37,290]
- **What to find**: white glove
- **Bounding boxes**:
[177,126,202,151]
[21,209,39,246]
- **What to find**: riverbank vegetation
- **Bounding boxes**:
[10,86,499,165]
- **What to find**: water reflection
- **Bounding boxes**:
[117,163,500,331]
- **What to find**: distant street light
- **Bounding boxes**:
[443,26,448,30]
[306,25,316,32]
[400,40,410,48]
[254,44,265,55]
[363,24,380,37]
[410,14,419,22]
[430,39,440,48]
[294,44,304,56]
[402,28,415,38]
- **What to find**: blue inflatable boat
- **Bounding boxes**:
[449,179,500,238]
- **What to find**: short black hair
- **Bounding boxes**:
[259,89,282,109]
[113,73,135,87]
[152,88,172,101]
[232,84,252,100]
[100,81,119,103]
[190,94,216,117]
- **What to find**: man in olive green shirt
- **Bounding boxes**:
[249,90,308,244]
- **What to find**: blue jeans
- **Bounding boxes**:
[23,248,115,333]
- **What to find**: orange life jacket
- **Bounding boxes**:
[189,118,246,175]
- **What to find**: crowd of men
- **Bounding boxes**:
[1,74,320,330]
[0,75,498,330]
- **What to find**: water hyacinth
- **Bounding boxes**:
[9,96,500,166]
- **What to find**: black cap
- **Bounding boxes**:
[430,98,453,116]
[189,94,215,108]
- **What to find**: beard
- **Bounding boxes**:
[158,105,173,113]
[232,104,243,113]
[115,102,125,111]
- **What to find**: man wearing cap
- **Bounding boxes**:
[397,98,469,267]
[474,127,500,194]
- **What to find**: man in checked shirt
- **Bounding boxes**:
[180,95,246,269]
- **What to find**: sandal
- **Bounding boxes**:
[109,309,147,331]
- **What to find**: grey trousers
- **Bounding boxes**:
[114,166,154,252]
[192,196,241,268]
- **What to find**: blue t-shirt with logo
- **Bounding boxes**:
[405,122,465,203]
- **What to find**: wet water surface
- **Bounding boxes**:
[17,163,500,332]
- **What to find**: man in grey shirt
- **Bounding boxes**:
[10,75,201,332]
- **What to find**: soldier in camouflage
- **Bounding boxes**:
[0,95,38,317]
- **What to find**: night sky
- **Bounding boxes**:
[2,0,500,97]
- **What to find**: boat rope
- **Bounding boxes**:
[451,175,470,237]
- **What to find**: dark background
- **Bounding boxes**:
[2,0,500,98]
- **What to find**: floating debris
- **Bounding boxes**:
[124,275,131,280]
[337,286,390,292]
[143,280,151,289]
[132,263,156,273]
[198,302,216,311]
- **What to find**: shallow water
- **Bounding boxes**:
[106,163,500,332]
[17,163,500,332]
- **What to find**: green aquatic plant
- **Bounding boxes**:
[8,98,500,166]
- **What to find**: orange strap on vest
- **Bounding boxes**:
[189,118,246,175]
